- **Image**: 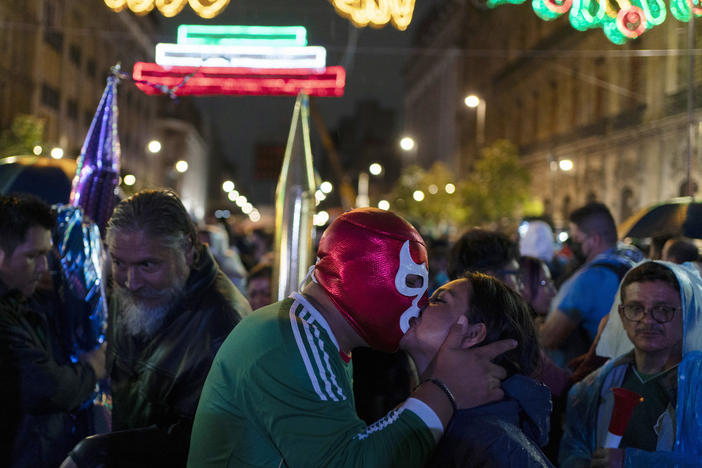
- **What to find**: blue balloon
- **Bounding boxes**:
[52,204,107,360]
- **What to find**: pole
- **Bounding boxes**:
[687,17,695,197]
[273,94,316,301]
[356,172,369,207]
[477,99,486,148]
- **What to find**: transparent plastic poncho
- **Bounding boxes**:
[595,260,702,465]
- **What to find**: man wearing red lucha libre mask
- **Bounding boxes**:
[188,208,517,468]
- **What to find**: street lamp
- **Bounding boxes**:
[222,180,235,192]
[464,94,486,147]
[50,147,64,159]
[399,136,415,151]
[147,139,162,153]
[320,181,333,194]
[369,162,383,175]
[175,160,189,173]
[559,159,574,171]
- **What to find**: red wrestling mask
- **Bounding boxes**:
[314,208,429,352]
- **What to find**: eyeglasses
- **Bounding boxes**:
[618,303,679,324]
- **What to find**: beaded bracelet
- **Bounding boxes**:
[424,378,457,413]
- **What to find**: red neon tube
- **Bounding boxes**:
[132,62,345,97]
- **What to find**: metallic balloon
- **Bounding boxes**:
[52,204,107,359]
[70,75,121,235]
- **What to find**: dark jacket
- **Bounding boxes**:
[427,375,554,468]
[73,245,250,467]
[0,282,97,468]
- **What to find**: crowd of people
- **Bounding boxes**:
[1,189,700,467]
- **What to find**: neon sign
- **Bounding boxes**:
[133,63,346,97]
[133,24,345,97]
[155,44,327,69]
[177,24,308,46]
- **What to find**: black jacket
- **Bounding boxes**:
[74,245,250,467]
[0,282,97,468]
[427,375,554,468]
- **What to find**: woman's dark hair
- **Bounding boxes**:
[620,261,680,302]
[462,271,541,377]
[519,255,544,302]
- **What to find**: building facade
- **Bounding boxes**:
[0,0,213,219]
[405,0,702,226]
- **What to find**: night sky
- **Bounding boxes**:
[152,0,443,205]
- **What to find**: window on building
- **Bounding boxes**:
[86,59,96,77]
[679,179,698,197]
[561,195,571,221]
[549,80,558,134]
[43,0,63,52]
[678,26,690,89]
[41,83,60,110]
[515,99,523,145]
[44,30,63,52]
[69,44,81,67]
[594,57,605,119]
[67,99,78,120]
[628,42,643,107]
[85,110,94,128]
[620,187,634,221]
[532,90,540,141]
[570,68,580,129]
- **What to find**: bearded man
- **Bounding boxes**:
[65,190,251,468]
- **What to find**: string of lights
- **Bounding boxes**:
[328,0,416,30]
[104,0,231,19]
[488,0,702,43]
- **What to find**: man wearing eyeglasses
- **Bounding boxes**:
[560,261,702,467]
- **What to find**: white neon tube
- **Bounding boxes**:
[155,43,327,69]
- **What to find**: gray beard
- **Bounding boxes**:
[115,285,185,339]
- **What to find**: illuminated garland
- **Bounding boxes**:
[104,0,230,18]
[329,0,416,30]
[488,0,701,43]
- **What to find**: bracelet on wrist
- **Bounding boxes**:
[424,378,457,413]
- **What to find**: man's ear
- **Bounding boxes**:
[461,322,487,349]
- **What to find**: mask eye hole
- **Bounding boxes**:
[405,274,424,289]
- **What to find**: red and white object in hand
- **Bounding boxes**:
[604,387,644,448]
